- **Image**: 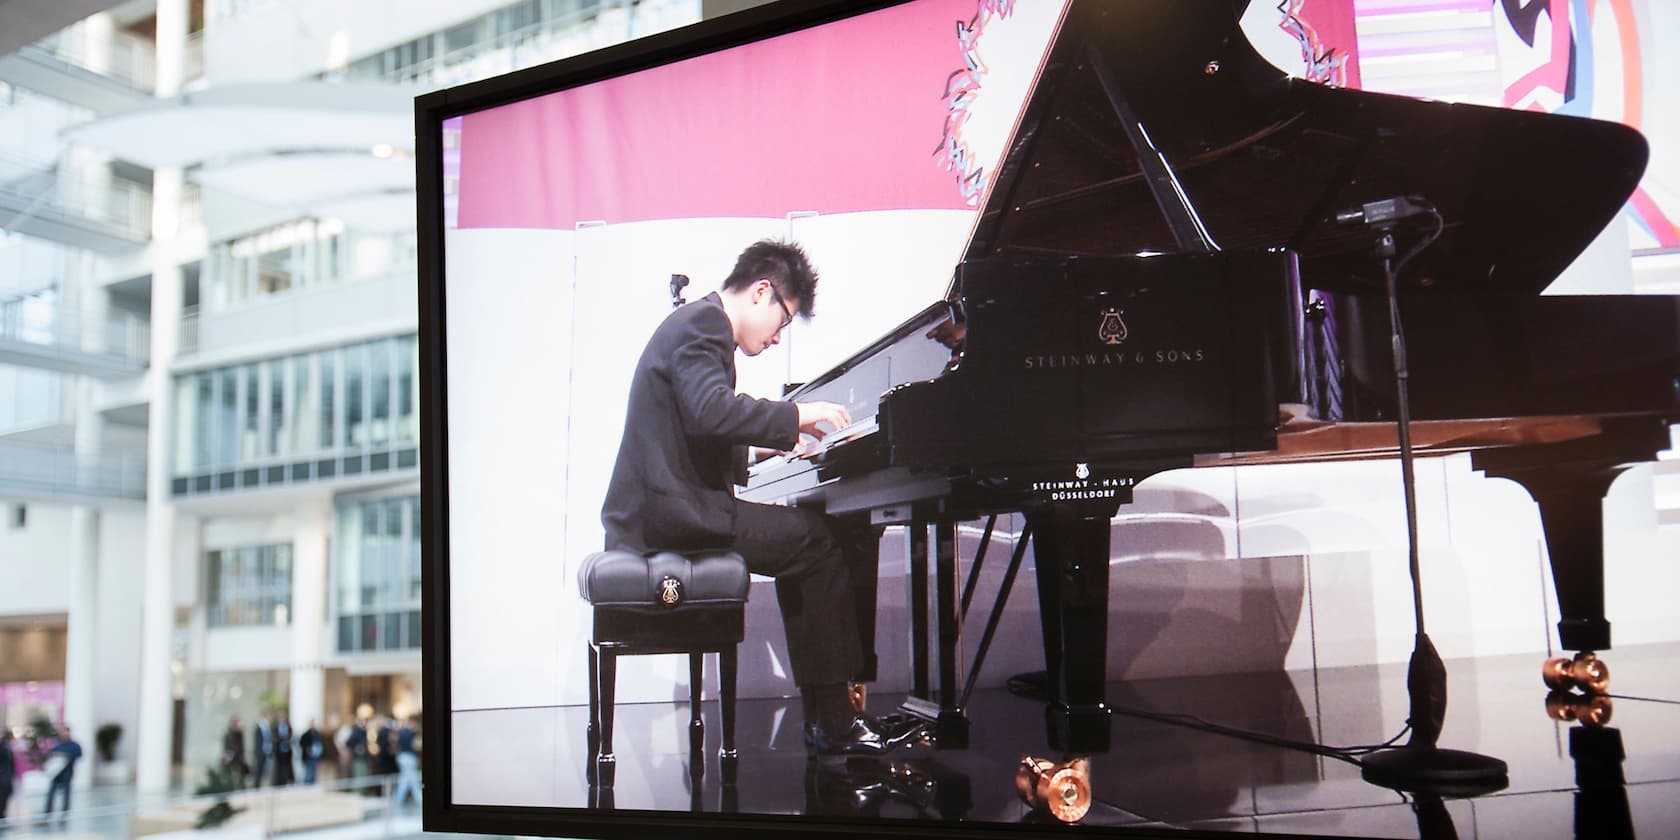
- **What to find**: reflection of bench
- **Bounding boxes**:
[128,786,368,837]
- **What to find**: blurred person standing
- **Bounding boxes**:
[42,726,82,815]
[374,716,398,778]
[345,716,370,782]
[221,717,249,788]
[299,719,323,784]
[391,717,421,807]
[272,716,295,785]
[0,729,15,819]
[250,711,274,787]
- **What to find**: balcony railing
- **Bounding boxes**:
[351,0,698,89]
[32,25,157,90]
[0,298,151,366]
[0,439,147,501]
[0,150,153,244]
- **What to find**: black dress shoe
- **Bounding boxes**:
[806,714,926,757]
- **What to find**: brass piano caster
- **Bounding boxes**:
[1542,652,1610,694]
[1016,755,1092,823]
[1546,689,1613,727]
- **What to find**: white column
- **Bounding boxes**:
[289,499,330,734]
[66,255,107,790]
[137,0,188,794]
[65,504,99,792]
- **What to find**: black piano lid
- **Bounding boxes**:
[961,0,1650,295]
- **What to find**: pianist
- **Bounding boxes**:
[600,238,919,757]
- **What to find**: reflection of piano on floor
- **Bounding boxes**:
[740,0,1678,753]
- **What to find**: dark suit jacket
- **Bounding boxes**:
[603,293,798,552]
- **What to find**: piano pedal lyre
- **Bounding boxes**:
[1542,651,1610,694]
[1016,755,1092,823]
[1545,689,1613,728]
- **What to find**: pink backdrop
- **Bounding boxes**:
[456,0,980,230]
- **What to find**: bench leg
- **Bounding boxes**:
[688,652,705,779]
[586,642,599,786]
[719,645,738,785]
[596,646,617,787]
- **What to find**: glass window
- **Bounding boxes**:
[268,359,287,457]
[370,339,391,445]
[409,497,422,602]
[196,373,213,470]
[207,542,292,628]
[345,343,365,447]
[361,499,380,608]
[174,377,197,474]
[396,335,416,443]
[242,364,260,460]
[384,498,403,606]
[218,368,238,467]
[320,352,336,449]
[444,21,478,53]
[293,354,317,453]
[336,501,360,616]
[335,493,422,653]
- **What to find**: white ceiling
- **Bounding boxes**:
[64,80,423,227]
[64,81,421,168]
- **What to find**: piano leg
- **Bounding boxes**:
[900,518,971,747]
[933,520,968,746]
[1026,505,1116,754]
[907,522,930,698]
[1473,417,1673,654]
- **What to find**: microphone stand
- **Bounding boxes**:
[1355,224,1509,795]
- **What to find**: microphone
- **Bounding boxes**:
[669,273,690,309]
[1334,196,1432,226]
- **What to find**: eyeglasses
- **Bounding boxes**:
[769,287,796,331]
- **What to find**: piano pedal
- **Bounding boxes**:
[1546,689,1613,728]
[1542,651,1610,694]
[849,682,867,713]
[1015,755,1092,823]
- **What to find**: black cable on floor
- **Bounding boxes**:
[1005,670,1410,767]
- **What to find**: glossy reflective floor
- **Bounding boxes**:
[452,642,1680,838]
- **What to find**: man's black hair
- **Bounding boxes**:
[721,239,818,317]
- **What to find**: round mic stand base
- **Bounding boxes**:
[1361,746,1509,798]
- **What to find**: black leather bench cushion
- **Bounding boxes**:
[577,549,749,606]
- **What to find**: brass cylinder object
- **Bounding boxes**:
[1016,755,1092,823]
[848,682,867,713]
[1542,652,1610,694]
[1545,689,1613,727]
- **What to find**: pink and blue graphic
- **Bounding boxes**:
[1277,0,1363,88]
[1494,0,1678,248]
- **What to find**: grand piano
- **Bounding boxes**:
[739,0,1679,753]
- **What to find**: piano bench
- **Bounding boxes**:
[575,548,749,790]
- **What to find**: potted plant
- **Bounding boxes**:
[95,722,133,783]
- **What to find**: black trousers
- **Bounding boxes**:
[732,502,880,688]
[44,773,71,812]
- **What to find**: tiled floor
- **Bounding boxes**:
[452,642,1680,838]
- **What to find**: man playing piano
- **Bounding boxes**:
[601,238,918,757]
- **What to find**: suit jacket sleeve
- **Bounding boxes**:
[670,306,798,449]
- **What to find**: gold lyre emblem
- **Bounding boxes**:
[659,576,683,606]
[1097,308,1128,345]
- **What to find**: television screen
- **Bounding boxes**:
[417,1,1671,838]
